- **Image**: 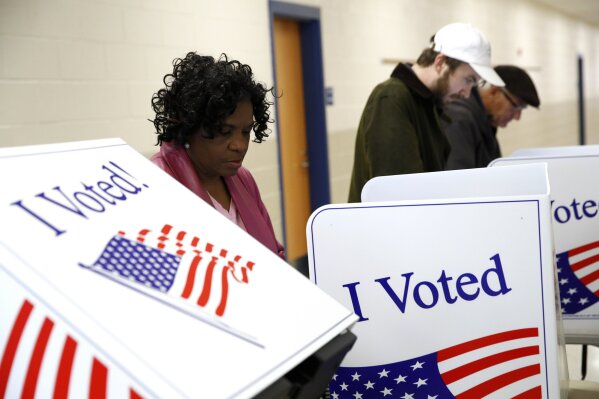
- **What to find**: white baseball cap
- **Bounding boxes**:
[432,22,504,87]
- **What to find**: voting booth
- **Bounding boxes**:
[511,144,599,158]
[308,164,568,398]
[491,147,599,347]
[0,138,358,398]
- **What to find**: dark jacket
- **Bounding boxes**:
[442,88,501,169]
[348,63,450,202]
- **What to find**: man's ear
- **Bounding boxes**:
[433,54,446,73]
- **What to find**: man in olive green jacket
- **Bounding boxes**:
[348,22,504,202]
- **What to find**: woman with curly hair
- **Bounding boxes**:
[150,52,284,259]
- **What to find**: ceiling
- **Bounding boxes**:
[531,0,599,26]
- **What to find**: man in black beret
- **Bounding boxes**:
[442,65,540,169]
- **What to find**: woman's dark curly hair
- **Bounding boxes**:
[151,52,273,146]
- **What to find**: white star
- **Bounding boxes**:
[352,392,363,399]
[380,387,393,396]
[340,382,348,391]
[395,374,407,384]
[330,392,339,399]
[410,360,425,370]
[378,369,390,378]
[351,372,361,381]
[560,278,568,285]
[561,307,566,313]
[414,378,428,387]
[364,381,375,389]
[568,288,578,295]
[557,267,562,273]
[428,395,438,399]
[332,374,338,380]
[401,392,414,399]
[580,297,589,305]
[562,297,571,304]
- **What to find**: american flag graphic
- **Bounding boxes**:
[0,297,144,398]
[556,240,599,314]
[80,224,255,318]
[329,328,543,399]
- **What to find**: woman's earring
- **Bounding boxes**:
[184,143,190,149]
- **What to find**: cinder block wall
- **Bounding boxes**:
[2,0,599,241]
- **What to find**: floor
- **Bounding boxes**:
[567,344,599,381]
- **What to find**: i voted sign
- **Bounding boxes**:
[0,138,357,398]
[308,165,564,398]
[491,149,599,345]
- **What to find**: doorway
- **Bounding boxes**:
[270,2,330,275]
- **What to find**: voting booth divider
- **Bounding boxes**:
[511,144,599,158]
[490,147,599,347]
[0,138,358,398]
[308,164,568,398]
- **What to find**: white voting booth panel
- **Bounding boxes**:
[0,138,357,398]
[361,165,548,202]
[491,149,599,347]
[308,164,567,398]
[511,145,599,158]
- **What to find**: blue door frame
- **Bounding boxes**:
[269,1,331,222]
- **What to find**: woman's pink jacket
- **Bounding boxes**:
[151,142,285,259]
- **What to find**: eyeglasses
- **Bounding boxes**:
[464,76,485,87]
[500,89,527,111]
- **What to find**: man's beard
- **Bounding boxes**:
[431,69,450,105]
[431,69,457,106]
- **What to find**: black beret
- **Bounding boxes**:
[494,65,540,108]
